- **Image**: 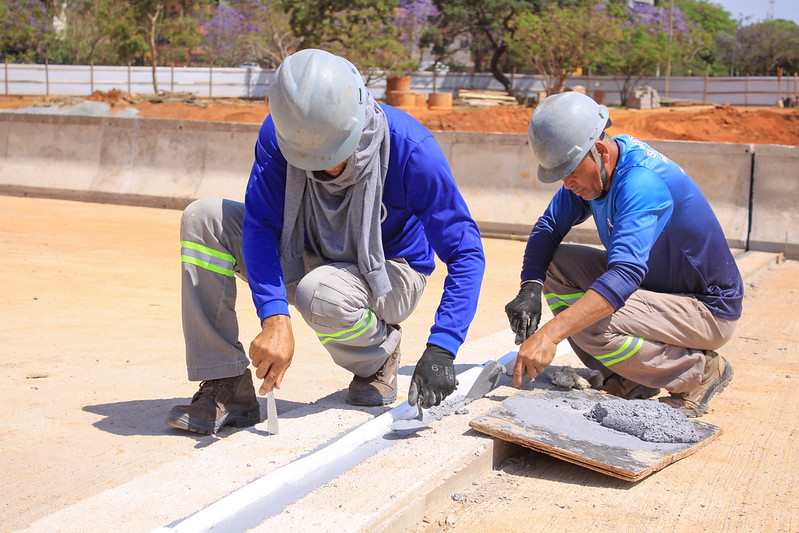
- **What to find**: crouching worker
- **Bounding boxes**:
[166,49,485,434]
[505,92,743,417]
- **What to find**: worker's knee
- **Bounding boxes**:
[295,265,369,331]
[180,197,223,239]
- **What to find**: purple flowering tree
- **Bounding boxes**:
[396,0,440,66]
[718,19,799,76]
[199,0,297,68]
[0,0,52,63]
[597,0,703,104]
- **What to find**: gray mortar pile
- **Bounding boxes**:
[586,399,700,443]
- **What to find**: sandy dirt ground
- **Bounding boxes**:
[1,90,799,145]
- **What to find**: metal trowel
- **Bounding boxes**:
[465,360,505,400]
[266,388,279,435]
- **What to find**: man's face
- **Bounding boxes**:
[562,152,604,201]
[323,160,347,178]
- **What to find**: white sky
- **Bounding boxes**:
[708,0,799,25]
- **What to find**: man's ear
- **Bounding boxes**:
[595,138,611,157]
[596,139,615,166]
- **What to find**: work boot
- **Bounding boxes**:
[346,342,400,407]
[166,368,260,434]
[600,374,660,400]
[659,351,734,418]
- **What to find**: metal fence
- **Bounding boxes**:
[3,62,798,107]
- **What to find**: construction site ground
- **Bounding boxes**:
[2,94,799,531]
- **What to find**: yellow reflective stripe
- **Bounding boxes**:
[318,309,375,345]
[595,335,644,366]
[180,240,236,266]
[181,255,235,277]
[545,291,584,311]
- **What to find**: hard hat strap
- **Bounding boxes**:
[590,146,607,191]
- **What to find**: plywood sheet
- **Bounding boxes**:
[470,388,722,482]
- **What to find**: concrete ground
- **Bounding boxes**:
[3,195,798,531]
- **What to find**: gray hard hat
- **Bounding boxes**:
[269,49,367,170]
[528,92,611,183]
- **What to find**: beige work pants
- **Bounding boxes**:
[544,244,738,393]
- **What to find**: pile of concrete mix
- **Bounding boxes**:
[586,399,700,443]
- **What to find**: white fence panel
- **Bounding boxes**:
[2,62,796,106]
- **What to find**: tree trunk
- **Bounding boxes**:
[489,43,514,96]
[148,4,163,95]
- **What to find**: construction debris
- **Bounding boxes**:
[456,90,519,107]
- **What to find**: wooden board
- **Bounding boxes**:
[470,388,722,482]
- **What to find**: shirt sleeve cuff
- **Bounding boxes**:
[256,300,291,323]
[588,278,626,311]
[426,331,462,357]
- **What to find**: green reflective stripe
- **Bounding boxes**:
[545,291,584,311]
[180,240,236,266]
[318,309,375,345]
[595,335,644,367]
[181,255,235,277]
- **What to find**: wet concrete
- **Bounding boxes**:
[586,399,701,443]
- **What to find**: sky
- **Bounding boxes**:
[708,0,799,25]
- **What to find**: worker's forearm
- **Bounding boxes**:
[537,289,614,344]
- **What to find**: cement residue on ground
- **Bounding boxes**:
[547,366,592,390]
[586,399,700,443]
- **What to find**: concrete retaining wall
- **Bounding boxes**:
[1,113,797,257]
[433,132,757,250]
[0,114,257,208]
[750,144,799,258]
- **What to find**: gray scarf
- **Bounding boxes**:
[279,92,392,297]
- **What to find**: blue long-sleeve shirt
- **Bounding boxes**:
[522,135,743,320]
[242,104,486,355]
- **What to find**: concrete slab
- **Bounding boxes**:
[1,195,785,532]
[24,247,778,532]
[0,195,526,531]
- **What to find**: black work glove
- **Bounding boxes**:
[505,280,543,345]
[408,344,458,408]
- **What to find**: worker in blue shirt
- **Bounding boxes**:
[167,49,485,434]
[505,92,743,417]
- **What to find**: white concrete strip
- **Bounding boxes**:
[155,360,517,532]
[154,339,576,532]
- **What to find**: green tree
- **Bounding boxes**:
[124,1,208,91]
[673,0,735,76]
[428,0,591,95]
[596,0,687,104]
[507,0,620,95]
[429,0,535,95]
[280,0,415,79]
[43,1,147,65]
